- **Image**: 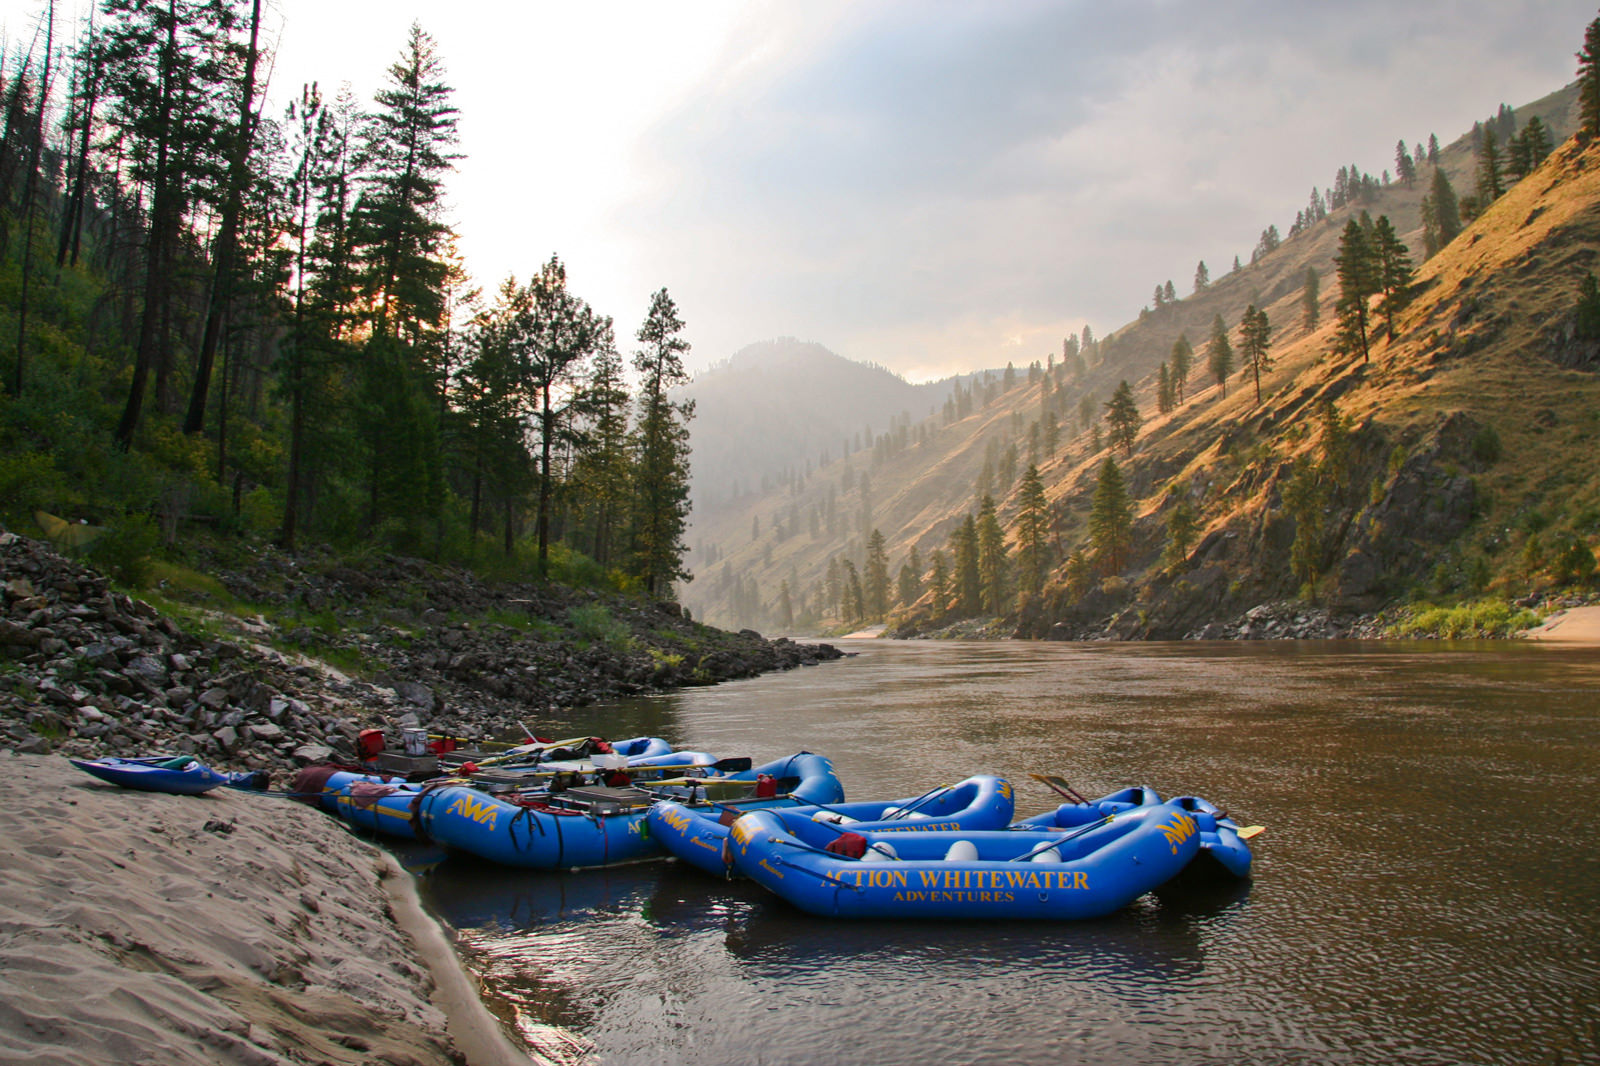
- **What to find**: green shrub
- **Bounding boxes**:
[566,603,634,653]
[1386,599,1539,639]
[88,513,160,588]
[1470,425,1502,465]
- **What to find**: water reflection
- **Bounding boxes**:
[419,639,1600,1066]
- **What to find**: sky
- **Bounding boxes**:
[2,0,1594,381]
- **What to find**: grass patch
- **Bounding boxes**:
[566,603,635,654]
[1384,599,1540,639]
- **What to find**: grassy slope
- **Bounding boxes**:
[683,88,1596,633]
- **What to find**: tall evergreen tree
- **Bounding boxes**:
[351,22,459,340]
[950,513,981,616]
[1302,267,1321,332]
[864,529,890,619]
[628,288,694,597]
[1371,215,1415,343]
[928,549,950,614]
[1476,133,1506,205]
[1206,314,1234,398]
[568,329,632,566]
[1104,380,1141,455]
[1193,260,1210,293]
[1334,219,1379,362]
[1420,166,1462,258]
[1239,305,1272,404]
[1162,499,1199,571]
[976,494,1008,614]
[1014,465,1051,602]
[1170,333,1193,404]
[1156,362,1173,414]
[1088,457,1132,575]
[1579,13,1600,139]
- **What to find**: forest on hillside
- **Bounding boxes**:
[0,4,694,597]
[684,29,1600,635]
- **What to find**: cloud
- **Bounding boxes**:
[622,0,1593,378]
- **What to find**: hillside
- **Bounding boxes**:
[681,85,1598,635]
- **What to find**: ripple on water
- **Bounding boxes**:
[422,640,1600,1066]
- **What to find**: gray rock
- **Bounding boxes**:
[293,743,334,764]
[212,725,239,751]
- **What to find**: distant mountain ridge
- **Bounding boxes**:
[680,339,958,515]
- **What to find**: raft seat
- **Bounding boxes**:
[1028,846,1062,863]
[813,810,858,825]
[861,842,898,862]
[944,839,979,862]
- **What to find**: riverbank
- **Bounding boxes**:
[1520,604,1600,643]
[0,753,532,1066]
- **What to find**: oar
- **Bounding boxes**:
[504,756,755,780]
[883,783,951,820]
[1007,814,1114,862]
[1029,773,1091,805]
[1238,825,1266,840]
[473,735,592,768]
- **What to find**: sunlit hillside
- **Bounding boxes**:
[680,84,1595,634]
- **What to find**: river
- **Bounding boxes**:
[413,639,1600,1065]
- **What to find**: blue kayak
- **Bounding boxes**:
[70,756,267,796]
[415,752,843,870]
[649,774,1017,878]
[727,799,1204,920]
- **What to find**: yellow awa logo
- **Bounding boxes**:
[657,805,693,834]
[446,793,500,831]
[1159,810,1198,854]
[730,817,760,846]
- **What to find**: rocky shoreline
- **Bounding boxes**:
[0,532,842,776]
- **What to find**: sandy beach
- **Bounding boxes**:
[0,754,533,1066]
[1520,604,1600,643]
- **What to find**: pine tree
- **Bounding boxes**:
[1162,499,1199,571]
[1580,14,1600,139]
[1207,314,1234,398]
[1371,215,1415,343]
[1014,465,1050,602]
[1104,380,1141,455]
[1476,133,1506,205]
[568,328,633,566]
[1170,334,1193,404]
[1193,260,1210,293]
[1302,267,1321,332]
[1157,362,1173,414]
[1239,305,1272,404]
[1088,457,1132,575]
[976,495,1008,614]
[1394,139,1416,185]
[928,549,950,613]
[864,529,890,619]
[1420,166,1462,258]
[950,514,981,616]
[1334,219,1379,362]
[628,288,695,597]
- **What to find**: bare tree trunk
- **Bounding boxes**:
[113,0,180,451]
[12,0,53,397]
[185,0,261,436]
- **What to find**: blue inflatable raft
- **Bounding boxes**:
[727,799,1205,919]
[1014,784,1259,882]
[71,755,267,796]
[315,752,844,869]
[648,774,1017,878]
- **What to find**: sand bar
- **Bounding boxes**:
[0,754,534,1066]
[1520,604,1600,644]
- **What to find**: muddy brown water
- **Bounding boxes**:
[411,639,1600,1065]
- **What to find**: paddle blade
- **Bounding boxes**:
[1238,825,1266,840]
